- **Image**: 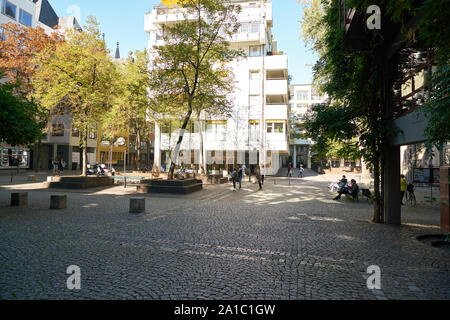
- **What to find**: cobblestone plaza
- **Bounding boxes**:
[0,172,449,300]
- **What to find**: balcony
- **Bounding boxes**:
[265,80,288,96]
[265,54,288,71]
[265,105,288,120]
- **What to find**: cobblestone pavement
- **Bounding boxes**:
[0,172,449,300]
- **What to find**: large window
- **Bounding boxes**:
[0,148,29,168]
[19,9,32,27]
[251,22,259,33]
[2,0,16,19]
[267,122,284,134]
[296,91,309,100]
[52,124,64,137]
[249,45,261,57]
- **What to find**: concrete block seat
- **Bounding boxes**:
[11,192,28,207]
[45,176,114,189]
[50,195,67,209]
[137,178,203,195]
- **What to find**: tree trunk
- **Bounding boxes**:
[82,133,88,176]
[34,141,41,173]
[196,113,205,174]
[168,109,193,180]
[136,128,142,171]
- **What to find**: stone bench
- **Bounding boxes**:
[130,198,145,213]
[11,192,28,207]
[50,195,67,210]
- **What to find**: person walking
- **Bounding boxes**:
[60,158,66,173]
[298,165,304,178]
[261,165,265,185]
[257,166,263,190]
[53,158,59,175]
[230,168,237,192]
[287,163,292,177]
[238,165,244,190]
[400,174,407,205]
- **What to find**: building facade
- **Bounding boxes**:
[145,0,289,175]
[288,84,327,169]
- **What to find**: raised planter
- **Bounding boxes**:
[45,176,114,189]
[137,178,203,195]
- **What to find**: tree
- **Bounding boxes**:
[113,50,152,171]
[0,74,46,146]
[0,22,63,94]
[148,0,244,180]
[32,17,117,176]
[0,22,63,171]
[300,0,449,223]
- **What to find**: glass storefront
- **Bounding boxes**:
[0,148,30,168]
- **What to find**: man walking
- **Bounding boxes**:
[400,174,407,205]
[238,165,244,190]
[298,165,304,178]
[230,168,237,192]
[261,165,265,185]
[287,163,292,177]
[257,166,263,190]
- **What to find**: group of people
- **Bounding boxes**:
[49,158,66,175]
[287,163,305,178]
[329,175,360,200]
[230,165,265,191]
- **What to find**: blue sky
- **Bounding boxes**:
[50,0,317,84]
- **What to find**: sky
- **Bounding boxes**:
[50,0,317,84]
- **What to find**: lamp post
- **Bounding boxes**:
[116,137,126,188]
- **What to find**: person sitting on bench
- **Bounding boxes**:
[329,176,348,192]
[334,179,359,200]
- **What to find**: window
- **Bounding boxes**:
[249,45,261,57]
[267,122,284,134]
[249,71,260,93]
[52,124,64,137]
[249,95,259,108]
[19,9,32,27]
[250,121,260,140]
[2,0,16,19]
[274,123,284,133]
[251,22,259,33]
[72,127,79,137]
[241,23,248,33]
[296,91,309,100]
[89,131,97,140]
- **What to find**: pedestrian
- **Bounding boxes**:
[287,163,292,177]
[230,168,237,191]
[261,164,265,185]
[400,174,407,205]
[257,166,263,190]
[298,165,304,178]
[238,165,244,189]
[53,158,59,175]
[60,158,66,173]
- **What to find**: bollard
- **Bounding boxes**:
[50,195,67,210]
[11,192,28,207]
[130,198,145,213]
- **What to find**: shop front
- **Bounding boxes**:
[0,147,30,169]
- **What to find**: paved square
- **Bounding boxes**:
[0,173,449,300]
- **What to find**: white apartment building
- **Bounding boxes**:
[288,84,328,169]
[0,0,91,171]
[145,0,289,175]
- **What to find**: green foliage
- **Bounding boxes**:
[0,76,46,146]
[147,0,243,178]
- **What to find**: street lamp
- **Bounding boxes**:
[116,137,127,188]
